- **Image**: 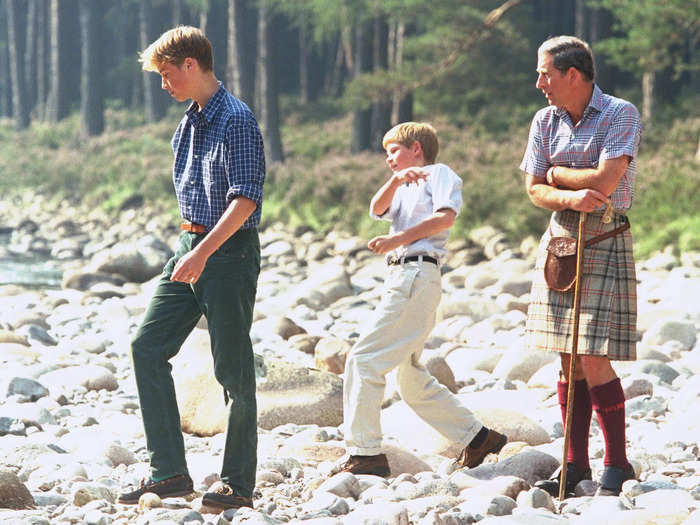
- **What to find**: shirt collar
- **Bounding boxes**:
[185,82,225,127]
[554,83,603,121]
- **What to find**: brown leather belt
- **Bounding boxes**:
[181,221,207,234]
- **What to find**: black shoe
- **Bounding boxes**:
[457,428,507,469]
[595,464,636,496]
[202,482,254,510]
[117,473,194,504]
[535,463,592,498]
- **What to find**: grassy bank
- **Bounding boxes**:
[0,107,698,258]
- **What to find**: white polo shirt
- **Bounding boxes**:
[371,163,463,260]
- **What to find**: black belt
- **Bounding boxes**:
[388,255,438,266]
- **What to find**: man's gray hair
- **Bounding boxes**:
[538,36,595,82]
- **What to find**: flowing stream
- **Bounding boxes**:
[0,232,63,289]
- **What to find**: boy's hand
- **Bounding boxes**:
[393,167,429,185]
[368,234,403,255]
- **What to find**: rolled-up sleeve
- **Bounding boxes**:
[430,165,463,216]
[519,110,549,177]
[224,119,265,207]
[600,103,641,161]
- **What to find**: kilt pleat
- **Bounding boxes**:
[526,209,637,361]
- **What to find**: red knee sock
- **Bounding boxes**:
[558,379,591,471]
[589,378,628,467]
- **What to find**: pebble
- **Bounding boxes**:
[0,195,698,524]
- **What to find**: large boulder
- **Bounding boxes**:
[38,365,118,393]
[291,260,354,310]
[88,234,173,283]
[172,330,343,435]
[381,390,550,457]
[464,449,559,486]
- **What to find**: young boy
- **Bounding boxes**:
[340,122,507,476]
[117,26,265,511]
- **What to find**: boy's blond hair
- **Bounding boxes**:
[140,26,213,72]
[382,122,439,165]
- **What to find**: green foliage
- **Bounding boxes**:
[1,105,697,259]
[594,0,700,75]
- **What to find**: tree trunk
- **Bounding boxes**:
[574,0,586,39]
[79,0,104,136]
[0,4,10,118]
[173,0,183,25]
[299,22,309,104]
[257,0,284,162]
[351,21,372,153]
[642,71,654,123]
[7,0,30,129]
[199,0,208,34]
[24,0,37,114]
[326,36,345,97]
[227,0,256,108]
[35,0,47,120]
[46,0,68,122]
[392,21,413,124]
[371,16,391,151]
[140,0,167,122]
[589,5,615,93]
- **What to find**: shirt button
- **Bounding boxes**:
[190,180,194,184]
[194,155,199,159]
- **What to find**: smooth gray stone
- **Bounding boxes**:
[7,377,49,401]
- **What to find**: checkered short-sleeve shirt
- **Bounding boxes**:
[171,83,265,230]
[520,84,641,211]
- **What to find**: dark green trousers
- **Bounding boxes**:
[131,228,260,498]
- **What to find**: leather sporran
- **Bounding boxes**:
[544,236,577,292]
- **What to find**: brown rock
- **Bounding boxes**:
[314,337,351,374]
[0,330,28,346]
[423,354,458,393]
[0,470,35,510]
[289,334,321,355]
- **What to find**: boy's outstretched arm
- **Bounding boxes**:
[370,168,429,216]
[368,208,456,255]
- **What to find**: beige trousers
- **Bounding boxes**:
[343,261,483,456]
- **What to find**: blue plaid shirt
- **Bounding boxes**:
[171,83,265,230]
[520,84,641,211]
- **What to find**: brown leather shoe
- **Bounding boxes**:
[202,482,253,510]
[457,428,507,468]
[339,454,390,477]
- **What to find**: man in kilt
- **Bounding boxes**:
[520,36,642,497]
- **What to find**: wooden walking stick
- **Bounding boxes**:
[559,209,587,501]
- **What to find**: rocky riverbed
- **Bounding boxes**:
[1,193,699,525]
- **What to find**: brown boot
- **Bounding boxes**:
[339,454,390,477]
[457,428,507,468]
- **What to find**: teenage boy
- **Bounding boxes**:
[521,36,641,497]
[117,26,265,511]
[340,122,507,476]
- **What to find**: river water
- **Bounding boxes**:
[0,232,63,289]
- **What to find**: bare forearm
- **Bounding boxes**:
[548,156,629,196]
[193,196,257,258]
[526,176,572,211]
[370,177,402,216]
[394,211,455,247]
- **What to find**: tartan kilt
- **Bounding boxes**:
[526,209,637,361]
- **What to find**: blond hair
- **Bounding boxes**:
[140,26,213,72]
[382,122,439,164]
